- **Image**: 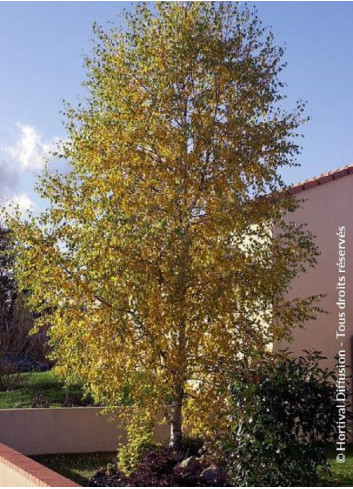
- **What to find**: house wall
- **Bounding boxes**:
[277,173,353,379]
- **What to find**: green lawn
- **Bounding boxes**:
[32,452,116,486]
[0,371,94,409]
[322,445,353,486]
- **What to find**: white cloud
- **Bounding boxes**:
[11,193,34,211]
[3,192,34,217]
[4,123,57,170]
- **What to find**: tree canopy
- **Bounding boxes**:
[3,2,320,449]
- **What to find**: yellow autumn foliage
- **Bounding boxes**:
[3,2,321,449]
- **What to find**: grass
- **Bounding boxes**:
[32,452,116,486]
[0,371,94,409]
[322,445,353,486]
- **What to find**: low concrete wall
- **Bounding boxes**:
[0,407,170,456]
[0,441,78,487]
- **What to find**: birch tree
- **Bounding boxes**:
[4,2,320,449]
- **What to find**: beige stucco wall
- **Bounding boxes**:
[0,407,169,456]
[0,463,40,488]
[277,174,353,378]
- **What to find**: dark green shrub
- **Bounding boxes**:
[224,350,345,487]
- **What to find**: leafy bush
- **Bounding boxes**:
[224,350,344,487]
[0,360,23,391]
[30,392,50,408]
[118,422,154,476]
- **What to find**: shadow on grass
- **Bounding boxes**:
[32,452,116,486]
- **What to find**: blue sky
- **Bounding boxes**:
[0,1,352,211]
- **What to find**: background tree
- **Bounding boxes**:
[4,2,320,449]
[0,227,16,330]
[0,227,48,389]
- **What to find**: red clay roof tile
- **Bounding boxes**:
[288,163,353,195]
